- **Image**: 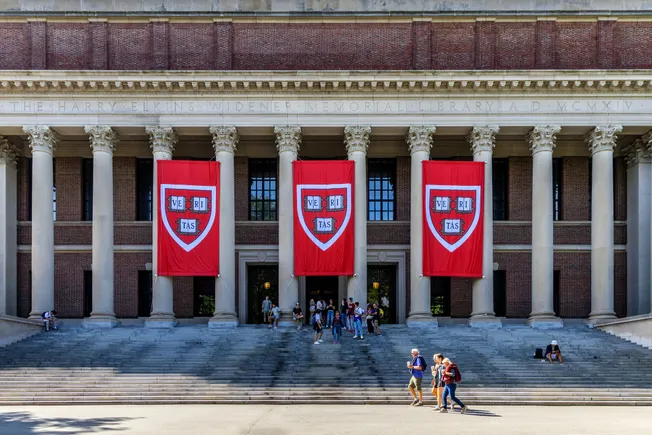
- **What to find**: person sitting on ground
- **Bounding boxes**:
[292,303,304,330]
[41,310,58,331]
[545,340,563,364]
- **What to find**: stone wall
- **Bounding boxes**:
[2,20,652,70]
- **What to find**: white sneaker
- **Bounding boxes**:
[273,326,277,330]
[360,336,364,340]
[314,341,320,345]
[318,339,323,343]
[353,335,358,339]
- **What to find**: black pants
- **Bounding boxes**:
[367,318,374,334]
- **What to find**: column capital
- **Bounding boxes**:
[146,126,177,155]
[275,126,301,154]
[344,125,371,155]
[85,126,119,155]
[0,136,18,167]
[586,125,622,155]
[640,129,652,151]
[209,126,238,155]
[23,126,58,155]
[623,139,651,168]
[528,125,561,155]
[468,125,499,155]
[406,126,436,155]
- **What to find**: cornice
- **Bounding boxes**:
[2,71,652,95]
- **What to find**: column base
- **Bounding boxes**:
[84,314,120,329]
[208,312,239,329]
[145,313,178,328]
[528,314,563,329]
[27,313,44,322]
[469,314,502,329]
[587,311,616,326]
[406,313,438,328]
[278,313,298,327]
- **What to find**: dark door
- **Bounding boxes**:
[193,277,215,317]
[83,271,93,318]
[305,276,339,323]
[367,266,397,324]
[431,277,451,317]
[493,270,507,317]
[138,271,153,317]
[247,265,279,324]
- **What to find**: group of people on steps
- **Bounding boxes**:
[308,297,383,345]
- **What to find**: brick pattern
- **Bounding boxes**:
[108,24,151,70]
[17,253,31,317]
[475,21,496,69]
[6,21,652,70]
[233,23,412,70]
[497,22,536,69]
[173,276,194,318]
[368,223,409,245]
[54,226,92,245]
[494,224,531,245]
[562,157,590,220]
[170,23,215,70]
[28,21,46,69]
[115,252,151,317]
[114,226,151,245]
[235,223,278,245]
[234,156,249,221]
[53,253,90,317]
[614,251,627,317]
[17,157,30,221]
[114,157,136,221]
[495,252,532,317]
[0,23,29,69]
[450,277,473,317]
[508,157,532,220]
[395,156,410,221]
[614,157,627,221]
[54,157,82,221]
[47,23,89,69]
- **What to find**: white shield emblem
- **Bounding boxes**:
[296,183,352,251]
[425,184,481,253]
[160,183,217,253]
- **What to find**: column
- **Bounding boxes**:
[406,126,438,327]
[275,126,301,324]
[637,132,652,315]
[23,126,58,320]
[209,126,239,327]
[145,126,178,328]
[468,126,501,328]
[345,126,370,305]
[0,138,18,315]
[528,126,563,328]
[587,125,622,323]
[84,126,119,328]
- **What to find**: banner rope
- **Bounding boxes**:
[283,275,294,293]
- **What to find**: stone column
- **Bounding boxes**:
[23,127,58,320]
[209,126,239,327]
[406,126,438,327]
[587,125,622,323]
[638,132,652,315]
[84,126,119,328]
[468,126,501,328]
[528,126,563,328]
[145,127,178,328]
[0,138,18,316]
[345,126,370,305]
[275,126,301,324]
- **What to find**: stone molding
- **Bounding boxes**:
[344,125,371,155]
[0,136,18,167]
[23,126,58,155]
[146,126,177,155]
[406,126,435,155]
[469,125,499,155]
[623,138,652,168]
[587,125,623,155]
[528,125,561,155]
[274,126,301,154]
[2,71,652,95]
[84,126,118,155]
[640,129,652,153]
[209,126,238,155]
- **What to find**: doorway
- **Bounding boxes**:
[193,276,215,317]
[247,265,279,324]
[431,277,451,317]
[368,266,397,324]
[305,276,339,323]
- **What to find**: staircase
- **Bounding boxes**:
[0,324,651,405]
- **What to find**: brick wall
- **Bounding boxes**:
[5,20,652,70]
[508,157,532,220]
[562,157,590,220]
[55,157,81,221]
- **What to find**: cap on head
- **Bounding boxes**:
[551,340,558,345]
[411,348,419,355]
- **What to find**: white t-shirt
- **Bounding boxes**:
[316,301,323,310]
[43,312,52,319]
[314,312,321,323]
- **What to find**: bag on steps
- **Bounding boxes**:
[534,348,544,359]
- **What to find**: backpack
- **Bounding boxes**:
[414,356,427,373]
[534,348,544,359]
[449,364,462,383]
[379,308,384,319]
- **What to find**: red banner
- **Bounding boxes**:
[293,160,354,276]
[422,161,484,278]
[157,160,220,276]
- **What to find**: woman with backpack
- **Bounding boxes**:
[440,358,468,414]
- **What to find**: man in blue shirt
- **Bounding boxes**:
[407,348,425,406]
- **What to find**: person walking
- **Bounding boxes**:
[313,309,324,345]
[440,358,468,414]
[347,298,355,333]
[431,353,451,411]
[353,302,364,340]
[407,348,426,406]
[270,303,281,329]
[340,298,348,331]
[326,299,335,328]
[261,296,272,325]
[332,311,343,344]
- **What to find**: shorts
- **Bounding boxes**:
[373,320,379,327]
[313,324,322,332]
[408,376,423,391]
